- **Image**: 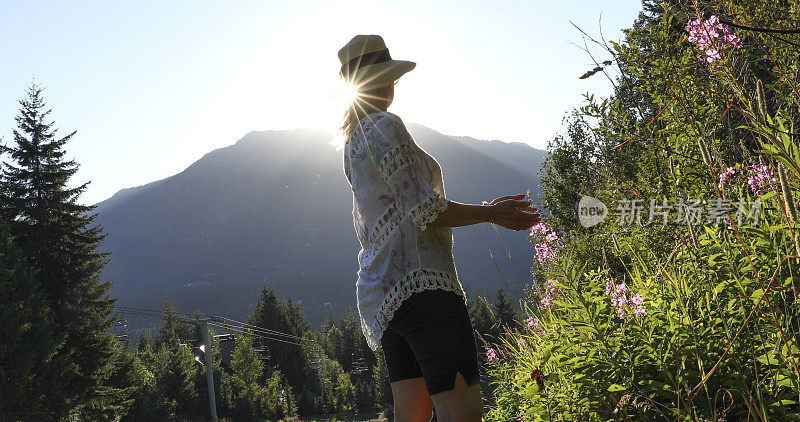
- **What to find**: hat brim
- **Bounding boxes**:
[346,60,416,90]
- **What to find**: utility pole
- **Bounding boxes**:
[201,319,218,421]
[182,317,218,421]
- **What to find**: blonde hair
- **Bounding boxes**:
[339,84,393,144]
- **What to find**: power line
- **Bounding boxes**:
[115,306,365,351]
[214,315,305,341]
[207,321,305,347]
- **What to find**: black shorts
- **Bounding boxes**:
[379,288,481,396]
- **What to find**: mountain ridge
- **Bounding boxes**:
[94,122,548,328]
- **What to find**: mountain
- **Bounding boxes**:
[94,122,548,328]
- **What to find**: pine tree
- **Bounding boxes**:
[0,82,120,417]
[154,300,192,348]
[372,347,392,408]
[231,335,264,387]
[137,329,154,353]
[230,334,294,420]
[153,340,200,418]
[0,218,63,419]
[148,301,200,419]
[468,293,500,345]
[492,288,520,333]
[248,285,310,401]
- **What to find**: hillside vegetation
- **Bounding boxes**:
[485,0,800,420]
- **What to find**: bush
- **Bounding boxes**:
[487,0,800,419]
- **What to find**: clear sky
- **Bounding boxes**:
[0,0,642,206]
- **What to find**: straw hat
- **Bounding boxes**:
[338,35,416,90]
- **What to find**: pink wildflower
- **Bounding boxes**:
[605,278,645,320]
[604,278,615,295]
[526,316,544,335]
[718,167,736,189]
[530,221,564,264]
[534,242,557,263]
[539,279,563,309]
[486,347,499,363]
[747,164,776,195]
[686,15,742,63]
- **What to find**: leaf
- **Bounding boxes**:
[607,383,626,392]
[540,345,554,364]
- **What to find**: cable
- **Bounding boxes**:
[213,316,305,341]
[209,322,302,346]
[208,322,304,347]
[209,320,303,343]
[115,306,365,351]
[214,316,365,351]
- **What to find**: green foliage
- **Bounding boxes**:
[249,285,312,399]
[488,0,800,420]
[0,82,123,419]
[0,219,63,420]
[153,301,193,349]
[227,334,294,420]
[320,309,378,411]
[372,346,393,408]
[300,334,358,414]
[493,288,521,332]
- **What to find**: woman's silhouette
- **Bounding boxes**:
[338,34,540,421]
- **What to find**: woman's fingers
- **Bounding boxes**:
[489,197,542,230]
[490,194,525,205]
[494,209,540,230]
[502,200,538,213]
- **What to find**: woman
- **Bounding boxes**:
[338,35,540,421]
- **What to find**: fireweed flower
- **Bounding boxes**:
[685,15,742,63]
[747,164,776,195]
[718,167,736,189]
[539,279,563,309]
[529,222,549,235]
[517,338,527,348]
[529,221,564,264]
[486,347,499,363]
[604,278,615,295]
[526,316,545,335]
[605,278,645,319]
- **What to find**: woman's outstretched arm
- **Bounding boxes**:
[427,194,540,231]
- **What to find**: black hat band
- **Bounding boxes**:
[341,48,392,77]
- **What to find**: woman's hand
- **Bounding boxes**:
[486,194,541,230]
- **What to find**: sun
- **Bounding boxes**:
[334,80,360,110]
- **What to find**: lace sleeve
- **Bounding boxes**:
[364,114,448,230]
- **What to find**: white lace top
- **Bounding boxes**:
[343,111,467,351]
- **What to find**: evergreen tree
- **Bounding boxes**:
[0,82,120,417]
[153,340,200,418]
[231,335,264,387]
[154,300,192,348]
[468,293,500,345]
[492,288,520,333]
[136,329,153,353]
[229,334,294,420]
[248,285,310,401]
[0,218,63,419]
[372,347,393,408]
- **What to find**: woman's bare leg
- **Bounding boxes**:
[391,377,434,422]
[430,372,482,422]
